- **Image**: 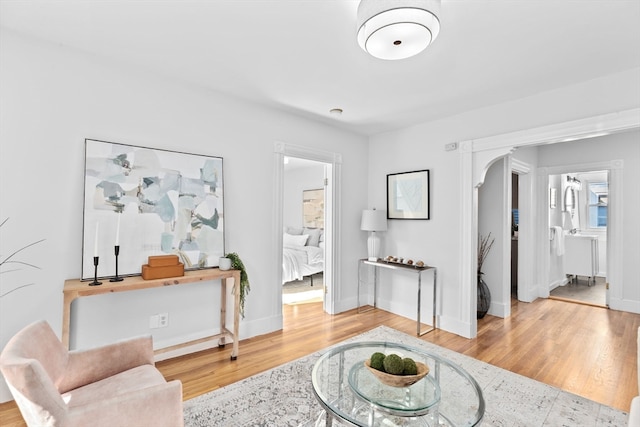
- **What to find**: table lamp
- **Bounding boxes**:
[361,209,387,261]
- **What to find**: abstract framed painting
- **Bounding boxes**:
[81,139,224,280]
[302,188,324,229]
[387,169,430,220]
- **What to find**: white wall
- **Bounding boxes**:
[0,30,368,401]
[283,164,325,229]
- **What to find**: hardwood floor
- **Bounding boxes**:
[1,297,638,425]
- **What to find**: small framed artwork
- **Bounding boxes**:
[387,170,430,220]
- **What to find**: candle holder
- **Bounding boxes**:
[89,256,102,286]
[110,245,124,282]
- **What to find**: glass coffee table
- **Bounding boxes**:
[311,342,484,426]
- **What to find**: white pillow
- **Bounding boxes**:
[303,227,322,247]
[283,233,309,247]
[285,226,304,235]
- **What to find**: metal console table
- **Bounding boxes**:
[357,259,437,336]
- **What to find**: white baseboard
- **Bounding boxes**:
[609,297,640,314]
[334,295,359,314]
[153,314,283,362]
[488,300,509,318]
[549,277,570,292]
[369,298,474,339]
[438,314,474,339]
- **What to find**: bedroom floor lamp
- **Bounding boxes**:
[361,209,387,261]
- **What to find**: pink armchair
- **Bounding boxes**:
[0,320,183,427]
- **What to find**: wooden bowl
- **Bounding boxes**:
[364,359,429,387]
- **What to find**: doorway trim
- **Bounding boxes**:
[459,107,639,338]
[273,142,342,316]
[511,158,535,304]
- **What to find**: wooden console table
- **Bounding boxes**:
[357,259,437,336]
[63,268,241,359]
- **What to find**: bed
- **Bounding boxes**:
[282,227,324,285]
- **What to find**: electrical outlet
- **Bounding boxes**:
[150,313,169,329]
[149,315,159,329]
[158,313,169,328]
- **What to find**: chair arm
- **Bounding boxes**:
[59,335,154,392]
[68,380,184,427]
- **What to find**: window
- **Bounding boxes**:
[587,181,608,228]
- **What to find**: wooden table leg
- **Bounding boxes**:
[231,271,240,360]
[219,278,227,348]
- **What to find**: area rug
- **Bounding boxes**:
[183,325,627,426]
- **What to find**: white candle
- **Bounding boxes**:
[115,214,121,246]
[94,222,99,257]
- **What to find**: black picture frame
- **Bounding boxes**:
[387,170,430,220]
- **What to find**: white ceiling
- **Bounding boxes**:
[1,0,639,136]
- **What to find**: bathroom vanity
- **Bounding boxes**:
[564,234,599,285]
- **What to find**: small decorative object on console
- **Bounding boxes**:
[141,255,184,280]
[383,256,425,268]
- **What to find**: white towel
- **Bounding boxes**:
[551,226,564,256]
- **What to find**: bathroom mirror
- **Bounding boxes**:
[563,186,576,211]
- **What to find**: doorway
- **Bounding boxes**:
[282,157,327,305]
[273,142,341,319]
[548,170,608,307]
[461,110,636,339]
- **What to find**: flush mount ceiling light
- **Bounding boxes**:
[357,0,441,60]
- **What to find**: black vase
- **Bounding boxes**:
[477,274,491,319]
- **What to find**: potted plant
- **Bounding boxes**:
[222,252,250,318]
[477,233,495,319]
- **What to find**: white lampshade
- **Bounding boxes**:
[361,209,387,261]
[361,209,387,232]
[357,0,441,60]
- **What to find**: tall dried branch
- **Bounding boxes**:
[478,232,495,274]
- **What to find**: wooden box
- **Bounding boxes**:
[141,263,184,280]
[148,255,180,267]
